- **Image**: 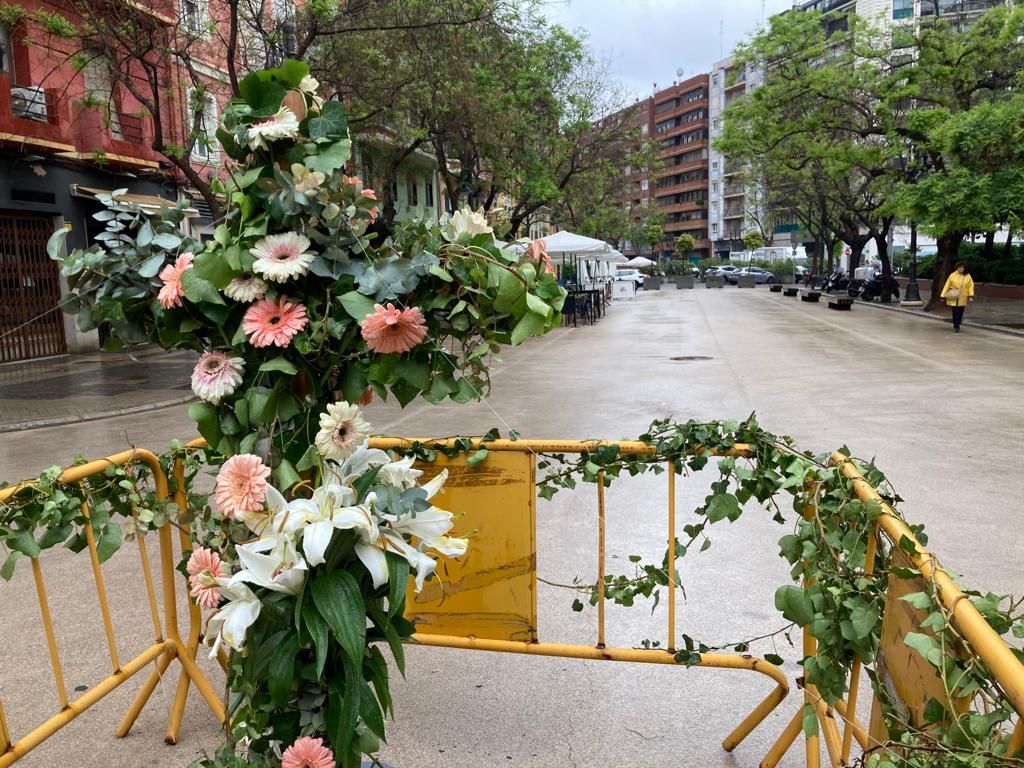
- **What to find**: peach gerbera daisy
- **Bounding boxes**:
[361,188,377,201]
[282,736,335,768]
[242,297,309,348]
[191,351,245,404]
[157,252,194,309]
[360,303,427,354]
[186,546,224,609]
[213,454,271,519]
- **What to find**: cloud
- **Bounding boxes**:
[546,0,794,97]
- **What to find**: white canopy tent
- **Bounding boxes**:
[623,256,655,268]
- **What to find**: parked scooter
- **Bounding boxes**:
[859,272,900,302]
[821,269,850,293]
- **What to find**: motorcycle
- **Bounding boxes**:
[859,272,900,302]
[821,269,850,293]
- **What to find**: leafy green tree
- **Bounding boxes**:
[741,230,764,252]
[673,234,695,258]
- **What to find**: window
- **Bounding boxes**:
[712,223,718,234]
[0,24,11,76]
[624,164,632,176]
[712,182,720,193]
[641,179,649,191]
[892,0,914,18]
[189,90,218,161]
[83,54,121,139]
[183,0,206,34]
[425,178,434,208]
[407,174,418,206]
[641,123,649,135]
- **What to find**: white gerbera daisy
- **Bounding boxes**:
[315,402,371,461]
[191,351,245,404]
[250,233,315,283]
[444,207,493,242]
[223,276,268,303]
[246,106,301,150]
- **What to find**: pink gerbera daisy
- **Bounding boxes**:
[360,303,427,354]
[213,454,271,520]
[186,547,225,609]
[157,252,194,309]
[282,736,335,768]
[242,297,309,348]
[361,188,378,201]
[191,351,245,404]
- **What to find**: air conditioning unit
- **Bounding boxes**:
[10,86,49,122]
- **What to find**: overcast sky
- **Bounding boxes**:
[545,0,795,98]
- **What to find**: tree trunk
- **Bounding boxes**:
[1004,226,1015,259]
[927,231,964,311]
[983,230,996,259]
[873,233,894,303]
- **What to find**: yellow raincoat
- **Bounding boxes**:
[941,271,975,307]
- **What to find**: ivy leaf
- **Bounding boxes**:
[307,100,348,141]
[802,703,819,737]
[764,653,785,666]
[466,448,489,467]
[774,585,815,627]
[904,631,943,667]
[705,493,742,523]
[311,571,366,665]
[899,591,933,611]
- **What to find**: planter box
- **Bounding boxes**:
[643,278,662,291]
[674,276,695,289]
[777,273,795,285]
[737,275,756,288]
[705,275,725,288]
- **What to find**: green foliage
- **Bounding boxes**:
[0,2,26,27]
[30,7,76,37]
[673,234,695,257]
[536,415,1024,767]
[741,230,765,252]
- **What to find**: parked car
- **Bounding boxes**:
[705,265,740,278]
[615,269,646,287]
[726,267,776,284]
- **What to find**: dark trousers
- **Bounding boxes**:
[951,305,966,330]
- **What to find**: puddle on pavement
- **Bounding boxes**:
[669,356,713,361]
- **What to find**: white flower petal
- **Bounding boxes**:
[421,469,448,501]
[302,519,335,567]
[355,542,389,588]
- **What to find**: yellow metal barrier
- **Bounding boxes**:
[760,452,1024,767]
[0,450,223,768]
[374,438,791,758]
[3,440,1022,766]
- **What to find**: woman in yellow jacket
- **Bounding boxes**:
[940,261,975,333]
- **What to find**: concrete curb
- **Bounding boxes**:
[3,393,197,432]
[838,295,1024,339]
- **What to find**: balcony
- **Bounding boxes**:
[653,179,707,198]
[657,200,706,215]
[652,98,709,122]
[723,184,745,199]
[919,0,1002,15]
[723,207,745,219]
[0,74,74,152]
[659,139,708,159]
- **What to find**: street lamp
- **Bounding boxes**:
[902,219,923,306]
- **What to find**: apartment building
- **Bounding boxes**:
[708,56,765,259]
[649,74,711,261]
[0,0,237,362]
[798,0,1007,27]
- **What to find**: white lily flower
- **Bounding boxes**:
[302,500,379,567]
[377,531,440,592]
[235,536,307,595]
[444,207,493,242]
[324,443,391,485]
[421,468,448,501]
[205,579,261,657]
[376,455,423,490]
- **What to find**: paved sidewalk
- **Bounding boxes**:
[0,347,198,431]
[853,285,1024,336]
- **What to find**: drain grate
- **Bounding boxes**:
[670,355,713,361]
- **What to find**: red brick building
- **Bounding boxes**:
[615,74,711,263]
[0,0,236,361]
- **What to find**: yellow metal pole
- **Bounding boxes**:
[0,640,174,768]
[166,469,201,745]
[810,686,843,766]
[761,708,803,768]
[833,454,1024,718]
[803,485,821,768]
[134,516,164,641]
[0,697,10,755]
[667,462,677,653]
[841,526,878,762]
[115,648,176,738]
[81,497,122,674]
[370,437,754,459]
[833,700,869,750]
[596,470,606,649]
[30,558,69,710]
[1007,718,1024,759]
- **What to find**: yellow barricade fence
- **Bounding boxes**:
[0,450,224,768]
[2,440,1022,766]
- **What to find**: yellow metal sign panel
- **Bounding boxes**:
[404,450,537,643]
[869,547,968,742]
